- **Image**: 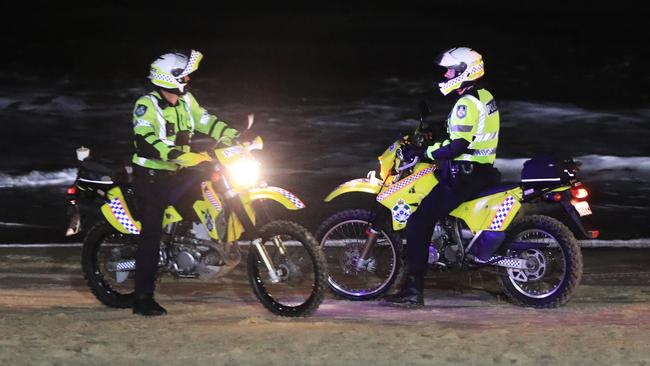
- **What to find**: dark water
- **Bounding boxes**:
[1,3,649,242]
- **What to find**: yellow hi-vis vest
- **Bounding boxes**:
[131,91,231,171]
[446,88,500,164]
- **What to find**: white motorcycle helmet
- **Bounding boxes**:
[434,47,485,96]
[148,50,203,94]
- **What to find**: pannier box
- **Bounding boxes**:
[521,155,578,193]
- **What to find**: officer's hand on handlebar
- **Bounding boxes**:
[219,127,240,146]
[175,151,212,168]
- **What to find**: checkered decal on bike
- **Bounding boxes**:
[268,187,305,209]
[201,182,222,211]
[377,167,434,202]
[108,197,140,234]
[488,195,516,230]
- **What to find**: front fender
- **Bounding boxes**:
[324,178,382,202]
[249,186,306,210]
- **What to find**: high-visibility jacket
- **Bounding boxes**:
[131,91,235,171]
[428,88,500,165]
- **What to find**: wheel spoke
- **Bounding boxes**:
[320,216,398,298]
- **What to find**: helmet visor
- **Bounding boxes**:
[176,50,203,78]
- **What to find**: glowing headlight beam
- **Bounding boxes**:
[227,160,260,186]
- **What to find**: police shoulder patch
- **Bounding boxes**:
[134,104,148,117]
[455,105,467,119]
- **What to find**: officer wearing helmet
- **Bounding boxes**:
[384,47,501,306]
[130,50,239,316]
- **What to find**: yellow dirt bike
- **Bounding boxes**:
[77,120,326,317]
[316,102,597,308]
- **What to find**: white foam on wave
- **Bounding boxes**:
[492,155,650,181]
[0,155,648,188]
[0,169,77,188]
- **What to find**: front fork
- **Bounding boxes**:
[225,187,287,283]
[355,203,390,269]
[252,236,288,284]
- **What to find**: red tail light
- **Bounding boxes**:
[67,186,77,195]
[571,185,589,200]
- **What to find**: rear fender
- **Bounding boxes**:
[100,187,142,235]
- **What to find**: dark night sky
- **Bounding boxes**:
[2,1,648,107]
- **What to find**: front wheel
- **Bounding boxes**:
[247,221,327,317]
[315,209,403,300]
[497,215,583,308]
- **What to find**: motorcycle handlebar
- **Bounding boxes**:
[397,156,420,172]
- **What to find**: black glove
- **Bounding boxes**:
[400,144,425,162]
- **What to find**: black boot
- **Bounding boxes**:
[381,275,424,307]
[132,293,167,316]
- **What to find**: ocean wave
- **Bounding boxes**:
[0,155,646,188]
[0,169,77,188]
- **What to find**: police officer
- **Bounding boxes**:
[384,47,501,306]
[131,50,239,316]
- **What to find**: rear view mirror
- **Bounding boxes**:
[418,100,431,121]
[247,113,255,130]
[415,100,431,134]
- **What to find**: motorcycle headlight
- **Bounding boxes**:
[227,159,260,186]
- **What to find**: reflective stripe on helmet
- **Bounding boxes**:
[438,63,484,96]
[177,50,203,77]
[148,50,202,93]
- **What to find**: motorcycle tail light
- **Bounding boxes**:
[570,185,589,200]
[67,186,77,195]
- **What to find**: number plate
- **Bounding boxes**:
[573,201,592,216]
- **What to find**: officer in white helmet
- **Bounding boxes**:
[384,47,501,306]
[130,50,239,316]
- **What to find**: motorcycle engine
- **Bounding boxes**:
[169,222,224,278]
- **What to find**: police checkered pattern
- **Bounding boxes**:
[108,198,140,234]
[150,72,179,86]
[178,50,201,77]
[201,182,222,211]
[377,167,434,202]
[439,63,485,94]
[488,195,516,230]
[268,187,305,209]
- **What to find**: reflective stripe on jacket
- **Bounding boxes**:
[131,91,231,171]
[445,88,500,164]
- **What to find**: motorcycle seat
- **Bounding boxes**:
[468,182,520,200]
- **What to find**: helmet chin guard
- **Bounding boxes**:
[149,50,203,94]
[435,47,484,95]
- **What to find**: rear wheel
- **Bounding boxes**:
[81,222,138,308]
[316,209,403,300]
[247,221,327,317]
[497,215,583,308]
